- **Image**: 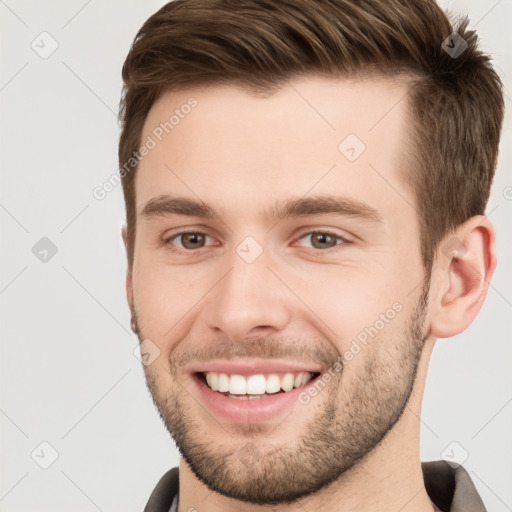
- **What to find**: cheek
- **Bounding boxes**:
[132,261,210,346]
[286,264,407,346]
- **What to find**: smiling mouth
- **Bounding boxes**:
[197,371,320,400]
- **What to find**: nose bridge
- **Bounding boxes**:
[202,242,291,340]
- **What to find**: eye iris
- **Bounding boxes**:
[311,233,337,249]
[181,233,205,249]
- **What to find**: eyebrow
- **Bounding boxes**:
[141,194,383,224]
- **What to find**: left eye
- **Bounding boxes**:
[296,231,346,250]
[168,232,214,250]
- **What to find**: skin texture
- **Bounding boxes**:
[123,76,495,512]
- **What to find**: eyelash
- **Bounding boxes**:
[163,229,349,253]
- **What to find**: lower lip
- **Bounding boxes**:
[192,373,317,424]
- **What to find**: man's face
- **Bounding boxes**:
[128,76,430,504]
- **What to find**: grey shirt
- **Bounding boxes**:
[144,461,486,512]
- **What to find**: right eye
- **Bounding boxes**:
[165,231,218,252]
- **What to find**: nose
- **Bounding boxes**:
[201,249,292,342]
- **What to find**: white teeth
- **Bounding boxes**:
[229,374,247,394]
[218,373,230,392]
[280,373,294,392]
[203,371,315,395]
[207,372,219,391]
[227,393,263,400]
[246,375,266,395]
[265,374,281,394]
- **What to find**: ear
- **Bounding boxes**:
[429,216,496,338]
[121,226,134,311]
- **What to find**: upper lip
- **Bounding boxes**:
[189,358,323,376]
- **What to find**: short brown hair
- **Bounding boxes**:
[119,0,504,271]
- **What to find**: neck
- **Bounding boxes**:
[178,340,436,512]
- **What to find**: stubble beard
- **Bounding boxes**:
[133,285,429,505]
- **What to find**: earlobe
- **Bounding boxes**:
[121,225,136,328]
[121,225,128,248]
[429,216,496,339]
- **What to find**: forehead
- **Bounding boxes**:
[135,75,414,223]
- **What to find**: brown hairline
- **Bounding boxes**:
[118,0,504,275]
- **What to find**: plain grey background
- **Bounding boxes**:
[1,0,511,510]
